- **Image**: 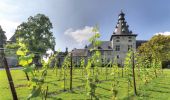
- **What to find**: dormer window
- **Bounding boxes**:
[108,46,112,49]
[116,36,120,39]
[98,46,102,49]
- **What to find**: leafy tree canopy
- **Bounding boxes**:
[15,14,56,54]
[0,26,6,47]
[138,35,170,61]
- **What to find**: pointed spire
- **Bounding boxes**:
[113,10,133,35]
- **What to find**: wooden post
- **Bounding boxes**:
[132,51,137,95]
[45,86,48,100]
[70,53,73,91]
[1,48,18,100]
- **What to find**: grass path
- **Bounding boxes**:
[0,69,170,100]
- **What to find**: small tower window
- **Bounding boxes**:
[115,45,120,51]
[128,40,132,42]
[116,40,120,42]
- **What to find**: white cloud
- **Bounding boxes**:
[0,1,21,40]
[155,32,170,36]
[0,19,20,40]
[0,1,19,13]
[64,26,95,43]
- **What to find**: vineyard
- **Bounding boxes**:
[1,14,170,100]
[0,67,170,100]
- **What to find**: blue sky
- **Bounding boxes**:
[0,0,170,51]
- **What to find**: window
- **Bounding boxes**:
[98,46,102,49]
[108,46,112,49]
[117,55,119,59]
[128,37,132,39]
[128,40,132,42]
[128,45,132,51]
[116,40,120,42]
[115,45,120,51]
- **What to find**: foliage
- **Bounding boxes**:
[0,26,6,47]
[86,25,101,100]
[124,50,133,97]
[111,58,119,100]
[15,14,56,60]
[61,55,70,90]
[138,35,170,62]
[16,40,49,99]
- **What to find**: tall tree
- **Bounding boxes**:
[138,35,170,68]
[0,26,7,67]
[15,14,56,66]
[0,26,18,99]
[0,26,6,48]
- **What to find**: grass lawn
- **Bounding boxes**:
[0,68,170,100]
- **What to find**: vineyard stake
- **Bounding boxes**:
[132,51,137,95]
[70,53,73,91]
[1,48,18,100]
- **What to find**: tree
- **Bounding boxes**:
[0,26,18,99]
[0,26,7,67]
[138,35,170,63]
[0,26,6,48]
[15,14,56,66]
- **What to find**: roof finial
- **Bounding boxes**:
[121,9,123,13]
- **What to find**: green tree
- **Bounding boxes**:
[138,35,170,63]
[0,26,7,67]
[0,26,6,48]
[15,14,56,66]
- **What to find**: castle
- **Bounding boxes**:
[1,11,147,67]
[70,11,147,67]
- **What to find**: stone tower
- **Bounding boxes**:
[110,10,137,66]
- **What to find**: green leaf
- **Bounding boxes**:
[22,65,35,73]
[16,50,25,56]
[27,86,41,99]
[19,58,28,66]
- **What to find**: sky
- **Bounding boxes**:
[1,0,170,51]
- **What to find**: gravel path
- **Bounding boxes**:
[0,67,23,70]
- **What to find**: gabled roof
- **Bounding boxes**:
[136,40,148,48]
[9,34,16,42]
[87,41,112,50]
[71,49,87,57]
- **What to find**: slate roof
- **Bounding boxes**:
[87,41,113,50]
[136,40,147,48]
[110,11,137,40]
[71,49,87,57]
